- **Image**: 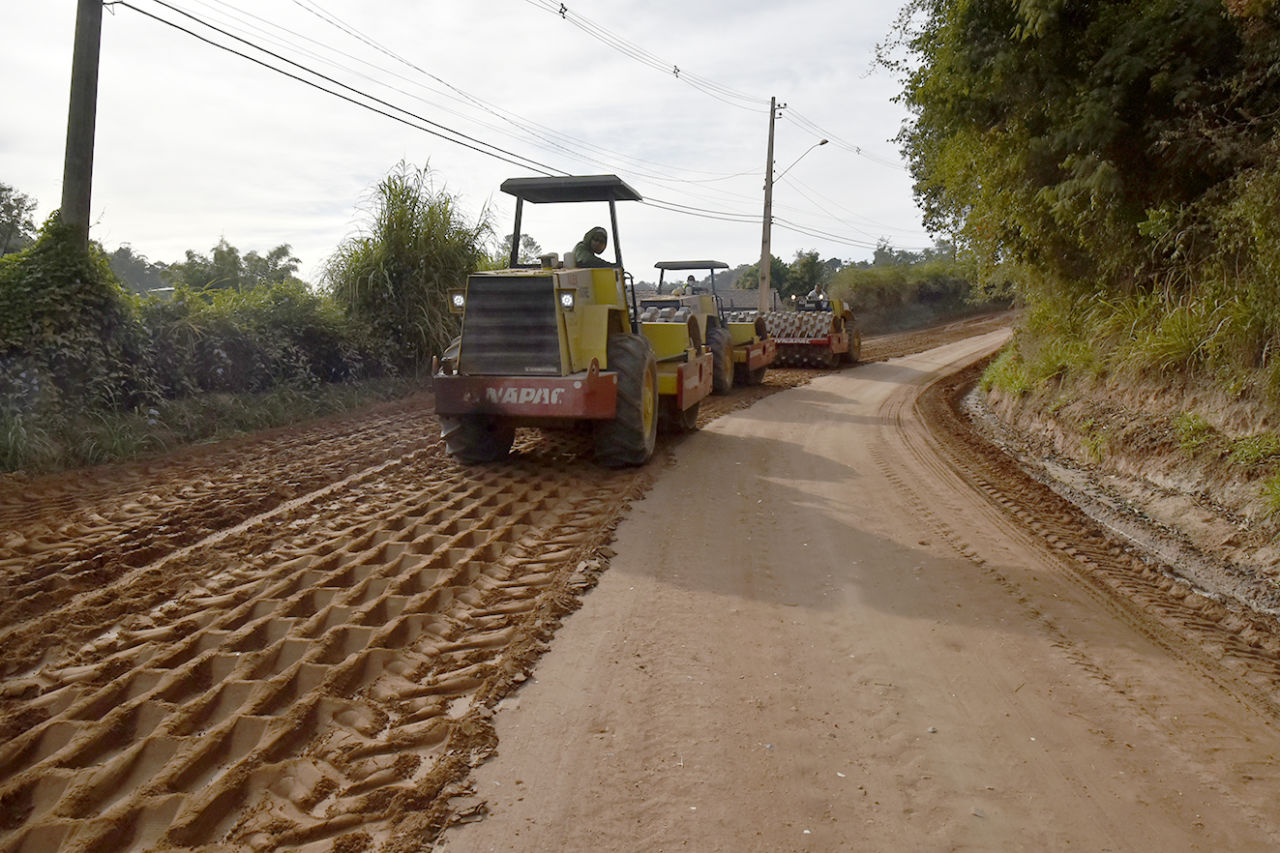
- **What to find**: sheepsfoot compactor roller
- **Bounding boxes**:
[762,294,862,368]
[644,260,776,388]
[433,175,713,466]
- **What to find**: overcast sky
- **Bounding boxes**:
[4,0,933,283]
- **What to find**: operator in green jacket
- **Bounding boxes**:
[573,226,614,268]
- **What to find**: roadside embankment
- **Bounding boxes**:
[970,371,1280,615]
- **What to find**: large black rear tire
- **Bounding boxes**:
[594,334,658,467]
[441,415,515,463]
[707,325,734,394]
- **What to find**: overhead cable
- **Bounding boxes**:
[126,0,566,175]
[284,0,758,182]
[522,0,766,111]
[116,0,916,255]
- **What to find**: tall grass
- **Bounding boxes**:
[325,162,491,370]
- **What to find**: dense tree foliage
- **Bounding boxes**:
[893,0,1280,389]
[168,240,301,292]
[733,255,791,296]
[788,250,829,297]
[108,244,172,294]
[325,163,491,369]
[897,0,1277,284]
[1,182,38,256]
[830,245,1001,333]
[0,216,153,415]
[497,232,544,266]
[139,280,393,398]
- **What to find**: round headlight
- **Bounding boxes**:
[451,292,466,309]
[559,291,576,311]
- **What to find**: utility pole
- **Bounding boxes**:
[61,0,104,251]
[758,96,779,314]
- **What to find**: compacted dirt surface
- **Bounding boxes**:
[4,312,1280,852]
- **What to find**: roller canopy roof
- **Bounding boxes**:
[654,260,730,271]
[500,175,643,203]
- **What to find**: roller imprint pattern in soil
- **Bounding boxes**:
[0,440,652,850]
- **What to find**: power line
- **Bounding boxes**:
[520,0,907,174]
[117,2,767,219]
[783,110,906,170]
[169,2,797,220]
[522,0,766,112]
[182,0,907,228]
[125,0,566,175]
[781,175,930,240]
[114,1,916,256]
[281,0,759,183]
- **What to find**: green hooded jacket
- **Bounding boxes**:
[573,226,613,268]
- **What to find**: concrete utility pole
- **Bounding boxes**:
[757,96,780,314]
[61,0,104,251]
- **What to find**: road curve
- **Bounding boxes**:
[439,328,1280,853]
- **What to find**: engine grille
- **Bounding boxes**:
[459,274,562,375]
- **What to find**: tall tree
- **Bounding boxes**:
[243,244,301,289]
[734,255,789,296]
[0,183,38,256]
[497,233,543,265]
[169,240,300,292]
[789,249,829,296]
[891,0,1279,294]
[107,244,171,294]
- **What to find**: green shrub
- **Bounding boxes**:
[0,221,406,473]
[139,280,397,399]
[0,216,157,418]
[1262,472,1280,521]
[1080,417,1108,463]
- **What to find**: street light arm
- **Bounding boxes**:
[775,139,828,182]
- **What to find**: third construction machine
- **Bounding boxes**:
[762,292,862,368]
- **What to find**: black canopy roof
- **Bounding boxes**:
[654,260,730,271]
[500,175,643,204]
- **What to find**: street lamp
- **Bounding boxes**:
[776,139,828,182]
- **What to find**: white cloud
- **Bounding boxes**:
[2,0,932,282]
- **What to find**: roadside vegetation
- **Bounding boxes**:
[892,0,1280,517]
[892,0,1280,397]
[827,241,1010,333]
[725,241,1008,332]
[0,164,488,474]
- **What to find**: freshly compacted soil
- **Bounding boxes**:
[4,313,1280,852]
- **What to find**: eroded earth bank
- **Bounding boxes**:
[4,314,1280,852]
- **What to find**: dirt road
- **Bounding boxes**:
[3,315,1280,851]
[440,329,1280,852]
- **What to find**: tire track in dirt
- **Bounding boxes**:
[0,447,650,851]
[0,401,442,650]
[882,358,1280,827]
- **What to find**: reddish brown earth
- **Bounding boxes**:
[4,312,1280,852]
